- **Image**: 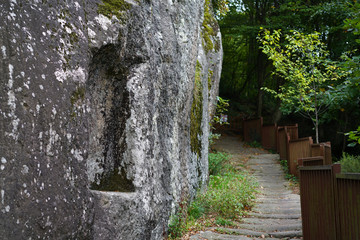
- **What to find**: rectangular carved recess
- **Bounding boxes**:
[91,168,135,192]
[87,44,135,192]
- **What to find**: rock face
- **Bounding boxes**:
[0,0,222,239]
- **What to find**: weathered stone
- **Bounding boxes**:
[0,0,222,239]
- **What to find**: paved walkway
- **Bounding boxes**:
[190,133,303,240]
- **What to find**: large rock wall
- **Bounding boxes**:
[0,0,222,239]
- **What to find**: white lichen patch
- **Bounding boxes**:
[1,46,6,59]
[46,124,60,156]
[95,15,112,31]
[65,26,72,34]
[54,67,86,83]
[5,205,10,212]
[21,165,29,174]
[26,43,34,55]
[8,64,14,88]
[64,166,75,187]
[1,190,4,205]
[88,28,96,39]
[66,133,72,141]
[6,64,20,141]
[71,149,84,162]
[51,107,57,116]
[74,1,81,11]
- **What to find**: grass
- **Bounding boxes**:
[168,152,258,239]
[208,152,231,175]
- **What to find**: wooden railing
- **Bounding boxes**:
[261,124,277,150]
[243,117,263,143]
[243,118,332,176]
[288,137,313,177]
[299,164,360,239]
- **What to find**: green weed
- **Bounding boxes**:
[280,159,298,182]
[246,140,262,148]
[208,152,231,176]
[215,217,235,226]
[168,202,187,239]
[169,152,258,239]
[188,172,257,220]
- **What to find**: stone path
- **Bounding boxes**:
[190,133,303,240]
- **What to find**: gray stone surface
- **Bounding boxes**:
[0,0,222,239]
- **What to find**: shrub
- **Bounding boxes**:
[339,153,360,173]
[208,152,230,176]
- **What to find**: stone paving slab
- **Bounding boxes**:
[236,223,302,232]
[216,228,303,239]
[241,217,301,226]
[189,231,279,240]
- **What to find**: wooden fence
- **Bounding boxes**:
[243,117,263,143]
[299,164,360,239]
[242,117,359,239]
[288,137,313,177]
[243,119,332,176]
[277,127,289,160]
[261,124,277,150]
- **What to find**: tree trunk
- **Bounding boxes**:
[257,51,265,117]
[315,109,319,144]
[342,113,349,152]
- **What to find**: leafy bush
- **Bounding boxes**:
[208,152,230,176]
[209,132,221,146]
[339,153,360,173]
[346,126,360,147]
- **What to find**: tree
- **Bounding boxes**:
[258,29,344,143]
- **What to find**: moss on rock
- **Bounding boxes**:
[98,0,131,20]
[70,87,85,106]
[190,61,203,157]
[207,69,213,92]
[201,0,218,54]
